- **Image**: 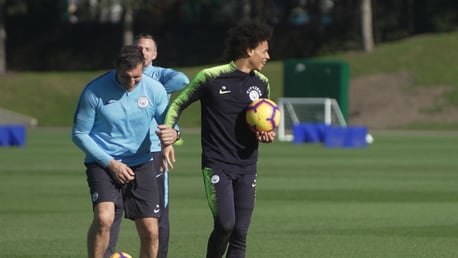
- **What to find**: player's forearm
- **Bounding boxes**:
[71,132,113,167]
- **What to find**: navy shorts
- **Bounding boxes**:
[85,161,160,220]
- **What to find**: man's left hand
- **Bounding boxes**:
[156,124,178,146]
[257,130,276,143]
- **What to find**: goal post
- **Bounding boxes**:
[277,97,347,141]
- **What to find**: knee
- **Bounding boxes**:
[93,207,115,231]
[139,227,158,241]
[217,218,236,235]
[137,219,159,242]
[231,225,249,239]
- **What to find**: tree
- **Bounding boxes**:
[0,0,30,74]
[122,0,134,45]
[361,0,374,52]
[0,0,6,74]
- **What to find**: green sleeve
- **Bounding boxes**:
[164,70,207,127]
[255,70,271,98]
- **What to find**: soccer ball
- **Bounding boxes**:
[110,252,132,258]
[246,98,281,132]
[366,133,374,144]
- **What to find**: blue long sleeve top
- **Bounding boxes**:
[72,70,168,167]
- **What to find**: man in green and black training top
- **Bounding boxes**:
[157,19,276,258]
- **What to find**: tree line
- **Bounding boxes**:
[0,0,456,72]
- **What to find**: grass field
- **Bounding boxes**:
[1,128,457,257]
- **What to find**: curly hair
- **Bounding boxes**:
[223,19,273,62]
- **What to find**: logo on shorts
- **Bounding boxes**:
[154,204,160,214]
[251,179,257,188]
[211,175,220,184]
[153,204,161,214]
[92,192,99,203]
[137,96,149,108]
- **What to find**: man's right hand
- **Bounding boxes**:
[107,159,135,184]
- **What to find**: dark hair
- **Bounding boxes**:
[223,19,273,62]
[113,45,144,70]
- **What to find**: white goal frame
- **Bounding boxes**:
[277,97,347,141]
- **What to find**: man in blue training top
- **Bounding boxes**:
[135,33,189,258]
[72,45,176,258]
[103,33,189,258]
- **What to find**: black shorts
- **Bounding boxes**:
[85,161,160,220]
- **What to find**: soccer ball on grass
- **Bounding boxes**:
[246,98,280,132]
[110,252,132,258]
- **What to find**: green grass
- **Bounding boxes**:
[1,32,457,127]
[1,129,458,257]
[328,32,458,86]
[321,32,458,104]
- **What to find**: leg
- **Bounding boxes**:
[85,163,123,258]
[135,217,159,258]
[202,168,236,258]
[152,152,170,258]
[226,174,257,258]
[123,161,160,258]
[157,172,170,258]
[88,202,116,258]
[104,204,123,258]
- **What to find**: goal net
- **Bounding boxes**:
[277,97,347,141]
